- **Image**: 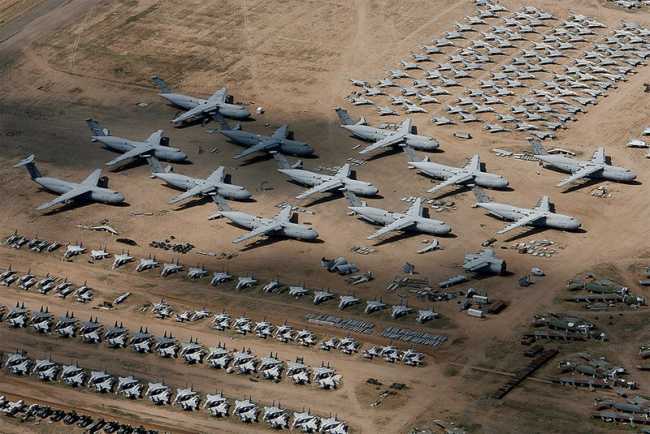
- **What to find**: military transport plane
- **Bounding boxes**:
[346,193,451,240]
[405,148,508,194]
[533,144,636,188]
[220,125,314,160]
[146,157,252,205]
[219,206,319,244]
[86,119,187,168]
[473,188,581,235]
[335,108,439,155]
[151,76,250,125]
[273,154,378,200]
[15,155,125,210]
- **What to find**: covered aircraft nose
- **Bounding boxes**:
[358,184,378,196]
[233,189,253,200]
[435,223,452,235]
[623,170,637,182]
[302,228,319,240]
[109,191,125,204]
[568,217,582,231]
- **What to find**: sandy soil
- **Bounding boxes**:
[0,0,650,433]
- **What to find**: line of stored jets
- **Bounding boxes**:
[12,79,640,245]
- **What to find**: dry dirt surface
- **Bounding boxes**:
[1,0,650,433]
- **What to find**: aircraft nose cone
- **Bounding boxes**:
[112,192,125,203]
[366,185,379,196]
[177,151,188,161]
[305,228,319,240]
[237,189,252,200]
[626,171,637,182]
[498,177,509,188]
[437,223,452,234]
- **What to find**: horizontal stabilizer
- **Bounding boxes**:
[334,107,356,125]
[472,186,491,204]
[151,75,172,94]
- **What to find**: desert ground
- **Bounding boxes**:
[1,0,650,433]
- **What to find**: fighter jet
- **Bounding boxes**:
[220,205,319,244]
[173,388,200,411]
[212,312,231,331]
[534,145,637,188]
[233,399,258,423]
[365,299,387,314]
[117,376,142,399]
[263,404,289,429]
[405,148,509,194]
[136,257,159,272]
[187,265,209,280]
[274,154,378,200]
[206,344,231,369]
[80,317,102,343]
[147,382,171,406]
[259,354,284,380]
[293,410,320,432]
[233,316,253,334]
[463,248,506,275]
[5,352,32,376]
[155,332,179,358]
[320,416,348,434]
[161,261,183,277]
[339,114,439,155]
[210,271,232,286]
[61,364,85,387]
[55,312,78,337]
[7,302,29,328]
[220,124,314,160]
[14,155,125,211]
[179,338,205,364]
[204,393,229,417]
[88,371,114,393]
[151,76,250,124]
[147,156,252,204]
[129,327,153,353]
[236,276,257,290]
[112,252,133,269]
[348,194,451,240]
[31,306,53,333]
[105,322,128,348]
[87,120,187,168]
[473,188,582,235]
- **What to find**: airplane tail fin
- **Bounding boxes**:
[14,154,41,179]
[403,146,421,163]
[272,153,292,170]
[86,118,110,137]
[151,75,172,94]
[529,138,547,156]
[146,156,172,174]
[472,186,491,204]
[210,113,236,131]
[344,191,364,208]
[334,107,356,126]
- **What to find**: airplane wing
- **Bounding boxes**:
[359,131,407,154]
[168,184,210,204]
[206,166,225,183]
[496,213,545,234]
[232,222,283,244]
[296,179,343,199]
[335,163,351,178]
[463,258,490,272]
[272,125,289,140]
[428,172,474,194]
[81,169,102,186]
[557,165,602,187]
[233,140,281,159]
[36,187,92,210]
[173,104,214,123]
[146,130,164,145]
[105,144,153,167]
[367,217,415,239]
[466,154,481,172]
[207,87,227,103]
[591,147,606,164]
[406,197,423,217]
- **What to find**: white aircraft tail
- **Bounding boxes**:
[272,125,289,140]
[591,147,606,165]
[14,154,41,179]
[398,118,413,135]
[151,75,172,94]
[146,156,172,174]
[276,205,293,222]
[406,197,423,217]
[472,187,491,204]
[403,146,427,163]
[86,118,111,137]
[466,154,481,172]
[335,163,351,178]
[535,196,551,212]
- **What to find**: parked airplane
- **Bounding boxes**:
[220,206,319,244]
[405,148,508,194]
[14,155,125,210]
[86,119,187,168]
[220,124,314,160]
[151,75,250,124]
[473,188,582,234]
